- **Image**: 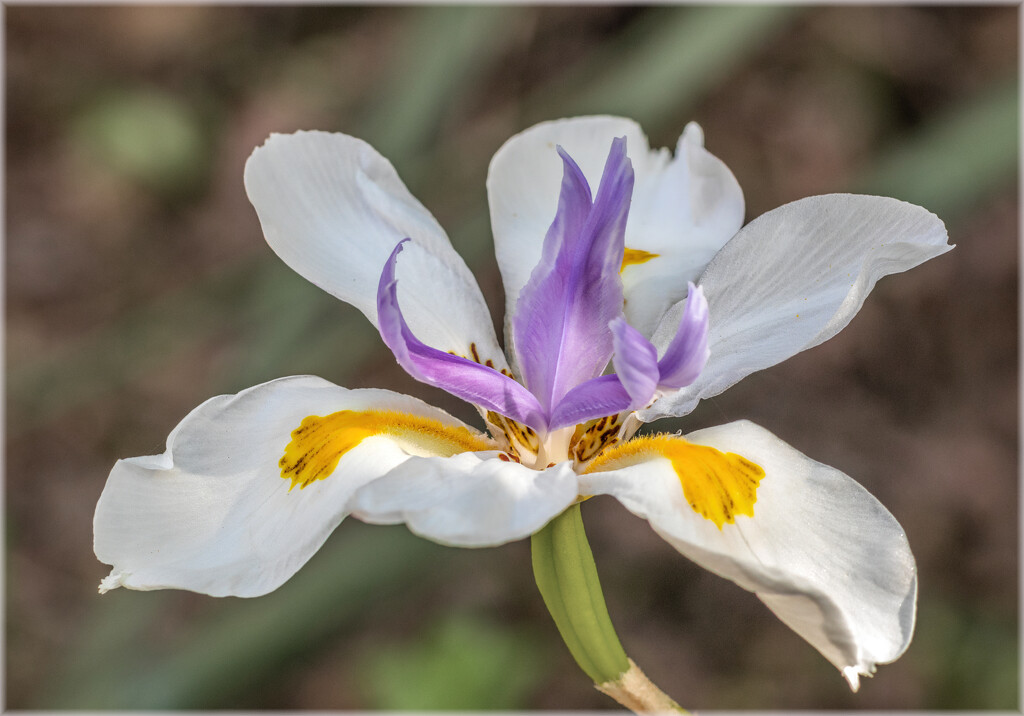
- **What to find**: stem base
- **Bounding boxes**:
[597,659,687,714]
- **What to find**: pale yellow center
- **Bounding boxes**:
[280,410,495,490]
[584,435,764,529]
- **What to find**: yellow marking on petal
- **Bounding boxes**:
[280,410,495,491]
[584,435,764,529]
[570,413,625,464]
[486,410,540,459]
[620,248,659,273]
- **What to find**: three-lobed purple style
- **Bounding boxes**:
[376,137,710,436]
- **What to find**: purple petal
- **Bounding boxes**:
[609,316,660,407]
[548,374,632,431]
[548,315,663,430]
[549,287,708,430]
[377,240,547,431]
[512,137,634,413]
[656,282,710,389]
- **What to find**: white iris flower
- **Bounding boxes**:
[94,116,950,691]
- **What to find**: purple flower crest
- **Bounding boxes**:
[377,137,709,435]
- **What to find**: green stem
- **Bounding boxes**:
[532,503,686,713]
[531,503,629,684]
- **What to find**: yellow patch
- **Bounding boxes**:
[570,413,625,464]
[584,435,764,529]
[620,247,659,273]
[486,411,540,461]
[280,410,495,490]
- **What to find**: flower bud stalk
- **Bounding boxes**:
[531,503,685,713]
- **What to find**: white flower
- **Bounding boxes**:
[94,116,950,690]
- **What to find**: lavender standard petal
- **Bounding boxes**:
[512,137,635,413]
[656,282,710,389]
[377,240,547,431]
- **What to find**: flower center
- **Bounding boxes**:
[486,411,540,461]
[570,413,628,464]
[488,410,582,470]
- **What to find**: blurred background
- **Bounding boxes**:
[6,5,1018,710]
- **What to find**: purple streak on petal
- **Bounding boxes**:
[377,240,547,431]
[609,316,659,406]
[547,374,633,431]
[512,137,635,413]
[656,282,710,389]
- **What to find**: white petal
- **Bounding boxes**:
[245,132,507,367]
[643,194,951,420]
[621,122,744,337]
[487,117,743,342]
[578,420,917,685]
[93,376,486,597]
[349,454,578,547]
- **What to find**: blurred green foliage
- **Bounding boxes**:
[915,598,1019,709]
[46,524,450,709]
[368,7,521,161]
[858,77,1018,221]
[71,87,210,196]
[361,613,549,710]
[537,5,799,125]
